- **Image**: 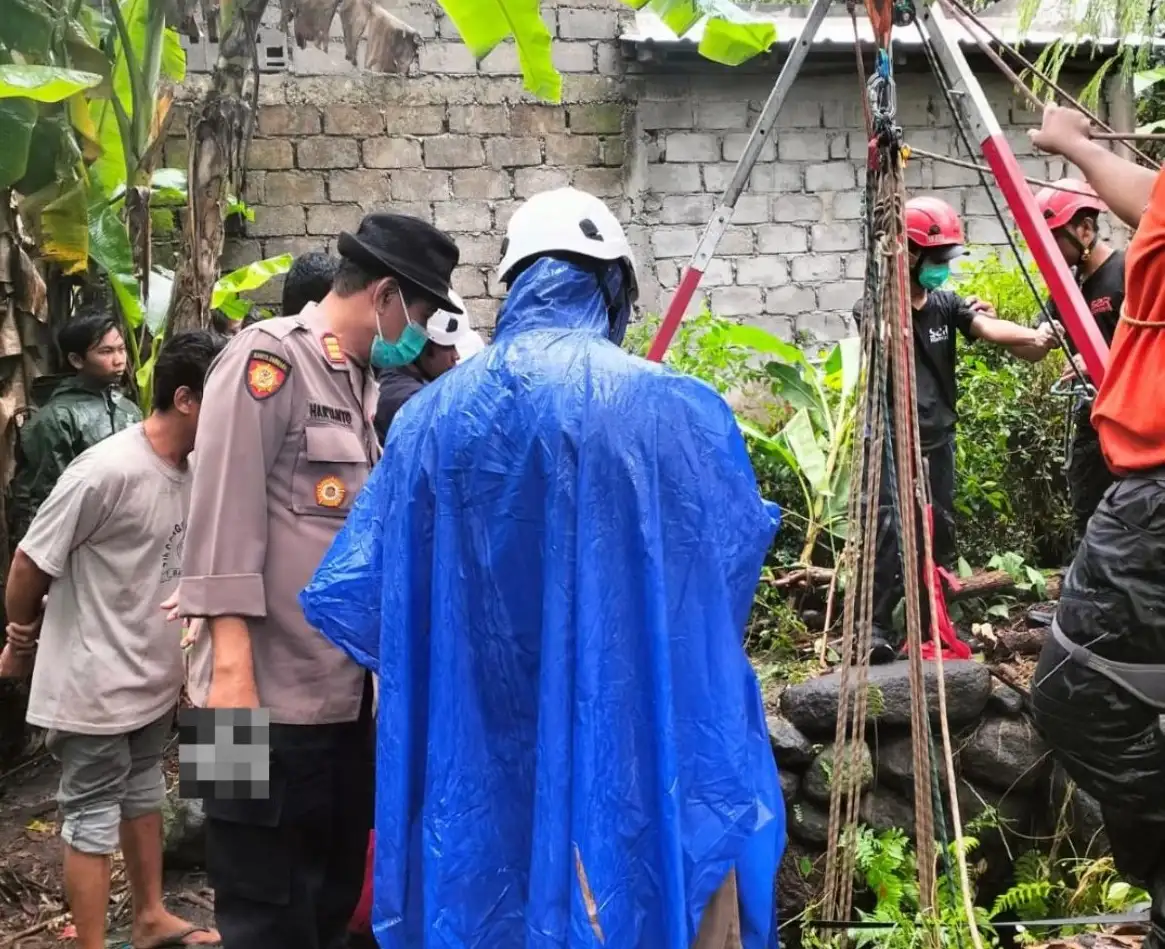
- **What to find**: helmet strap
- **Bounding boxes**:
[1063,221,1099,268]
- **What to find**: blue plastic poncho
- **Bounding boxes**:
[301,258,786,949]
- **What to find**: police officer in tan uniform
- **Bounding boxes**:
[179,213,461,949]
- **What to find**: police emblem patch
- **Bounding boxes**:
[245,351,291,401]
[315,475,346,508]
[321,332,346,367]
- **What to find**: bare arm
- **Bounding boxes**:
[969,315,1055,363]
[1030,104,1157,230]
[5,549,51,632]
[0,550,52,678]
[206,617,259,709]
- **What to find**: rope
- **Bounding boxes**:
[847,0,875,140]
[941,0,1161,169]
[820,147,886,926]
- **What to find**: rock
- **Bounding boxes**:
[162,788,206,870]
[788,800,831,848]
[874,734,916,795]
[767,715,816,770]
[954,778,1031,837]
[959,716,1049,791]
[780,768,801,802]
[986,683,1025,718]
[779,660,993,739]
[777,841,825,929]
[802,742,874,806]
[860,786,916,835]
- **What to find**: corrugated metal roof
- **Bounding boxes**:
[620,8,1148,52]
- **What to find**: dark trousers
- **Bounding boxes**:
[1067,409,1117,543]
[871,437,957,643]
[1032,473,1165,949]
[204,685,375,949]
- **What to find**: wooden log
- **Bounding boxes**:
[770,566,836,589]
[946,570,1061,603]
[994,626,1049,656]
[770,567,1062,602]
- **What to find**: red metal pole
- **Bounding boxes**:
[916,1,1109,385]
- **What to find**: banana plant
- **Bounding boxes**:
[439,0,777,102]
[721,325,862,568]
[4,0,188,415]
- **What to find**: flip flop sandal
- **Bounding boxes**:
[135,926,222,949]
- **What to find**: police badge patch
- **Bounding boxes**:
[314,475,346,508]
[245,351,291,401]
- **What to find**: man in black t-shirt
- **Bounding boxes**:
[857,197,1058,662]
[1034,179,1126,542]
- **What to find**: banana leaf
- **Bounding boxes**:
[150,167,188,205]
[69,93,102,161]
[211,254,294,310]
[16,113,85,196]
[0,0,55,58]
[823,336,861,405]
[439,0,559,102]
[88,191,144,328]
[0,65,103,102]
[781,408,829,497]
[36,180,90,275]
[766,361,827,432]
[621,0,776,67]
[0,98,38,190]
[146,268,174,335]
[714,322,807,365]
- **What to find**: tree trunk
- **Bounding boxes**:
[167,0,268,334]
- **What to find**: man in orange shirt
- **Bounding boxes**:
[1027,104,1165,949]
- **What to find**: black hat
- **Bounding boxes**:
[337,213,463,314]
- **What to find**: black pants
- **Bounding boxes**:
[1031,473,1165,947]
[204,685,375,949]
[1067,408,1116,543]
[871,437,957,644]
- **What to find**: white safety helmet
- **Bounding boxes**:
[496,187,639,301]
[456,329,486,360]
[425,290,471,348]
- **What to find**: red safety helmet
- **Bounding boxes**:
[905,197,967,262]
[1034,179,1107,231]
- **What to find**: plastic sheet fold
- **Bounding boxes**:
[302,257,786,949]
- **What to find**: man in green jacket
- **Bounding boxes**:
[8,303,141,544]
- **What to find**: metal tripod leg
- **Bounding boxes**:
[916,0,1110,385]
[645,0,834,362]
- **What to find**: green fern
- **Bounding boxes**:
[1014,850,1049,885]
[991,880,1056,919]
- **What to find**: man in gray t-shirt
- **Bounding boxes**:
[0,332,224,949]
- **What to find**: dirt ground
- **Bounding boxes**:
[0,744,214,949]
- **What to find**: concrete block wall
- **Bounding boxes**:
[631,69,1120,341]
[172,0,1126,340]
[173,0,636,331]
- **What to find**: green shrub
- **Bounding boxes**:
[627,251,1075,571]
[953,253,1074,565]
